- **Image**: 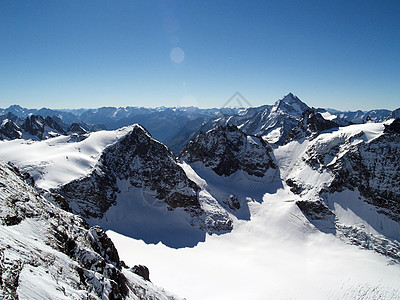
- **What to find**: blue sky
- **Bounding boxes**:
[0,1,399,110]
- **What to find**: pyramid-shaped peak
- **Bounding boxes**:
[275,93,309,114]
[282,93,301,103]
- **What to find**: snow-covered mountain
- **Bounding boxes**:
[0,124,232,248]
[179,124,281,221]
[0,114,65,141]
[0,118,21,140]
[53,125,232,248]
[0,161,179,299]
[1,95,398,153]
[1,95,400,299]
[0,105,81,125]
[285,108,340,143]
[0,113,95,141]
[194,93,310,146]
[326,108,391,123]
[180,124,277,177]
[281,120,400,260]
[109,119,400,300]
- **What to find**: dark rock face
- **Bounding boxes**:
[21,115,46,138]
[0,119,21,140]
[384,118,400,134]
[67,123,88,135]
[324,133,400,222]
[286,178,305,195]
[101,126,200,210]
[223,195,241,210]
[88,226,120,266]
[180,125,276,177]
[296,200,335,221]
[21,115,66,139]
[336,224,400,261]
[387,108,400,119]
[44,116,66,133]
[131,265,150,281]
[0,113,72,141]
[58,125,201,219]
[285,109,340,143]
[58,168,118,218]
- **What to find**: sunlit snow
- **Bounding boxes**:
[109,186,400,299]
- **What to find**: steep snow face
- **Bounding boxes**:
[320,111,338,121]
[0,162,179,300]
[56,125,232,248]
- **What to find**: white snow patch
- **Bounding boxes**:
[321,111,337,121]
[263,127,281,143]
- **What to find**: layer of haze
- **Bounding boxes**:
[0,1,399,110]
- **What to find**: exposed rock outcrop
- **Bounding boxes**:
[285,109,340,143]
[180,124,276,177]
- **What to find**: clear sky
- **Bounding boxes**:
[0,0,399,110]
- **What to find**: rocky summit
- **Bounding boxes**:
[180,124,276,177]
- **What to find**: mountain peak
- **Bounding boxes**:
[180,124,276,177]
[285,92,296,98]
[274,93,309,116]
[281,93,302,104]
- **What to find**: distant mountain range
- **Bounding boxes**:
[0,93,396,154]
